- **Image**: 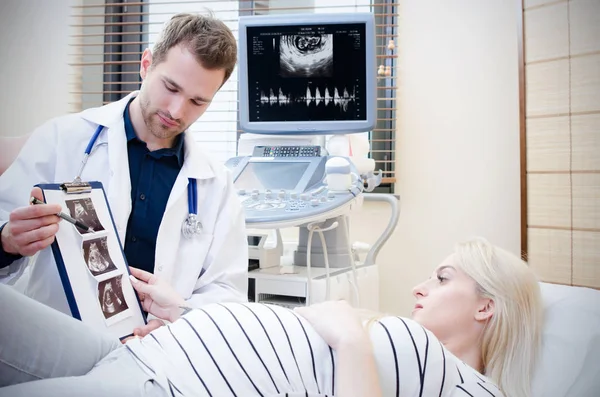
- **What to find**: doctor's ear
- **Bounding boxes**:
[140,48,153,79]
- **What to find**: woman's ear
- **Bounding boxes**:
[475,298,495,322]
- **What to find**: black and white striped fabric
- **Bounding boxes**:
[125,302,504,397]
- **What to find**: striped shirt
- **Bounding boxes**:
[125,302,504,397]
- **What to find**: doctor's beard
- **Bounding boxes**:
[139,94,188,144]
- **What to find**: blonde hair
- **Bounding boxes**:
[455,237,543,397]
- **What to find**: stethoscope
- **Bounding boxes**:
[76,125,202,239]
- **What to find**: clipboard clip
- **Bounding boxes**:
[60,181,92,194]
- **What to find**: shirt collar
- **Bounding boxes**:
[170,133,185,167]
[123,98,137,143]
[123,98,185,167]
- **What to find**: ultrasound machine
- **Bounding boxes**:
[226,12,400,311]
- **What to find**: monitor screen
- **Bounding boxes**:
[246,23,366,123]
[238,13,376,135]
[234,161,310,191]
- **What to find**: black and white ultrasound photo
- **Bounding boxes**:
[83,236,117,276]
[65,198,105,234]
[98,275,129,320]
[279,34,333,78]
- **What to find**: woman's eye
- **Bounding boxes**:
[437,275,447,283]
[165,85,177,93]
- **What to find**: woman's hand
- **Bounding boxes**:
[294,300,368,350]
[129,267,186,323]
[295,300,382,397]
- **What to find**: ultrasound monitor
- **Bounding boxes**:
[238,13,376,135]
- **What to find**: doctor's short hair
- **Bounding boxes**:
[152,12,237,85]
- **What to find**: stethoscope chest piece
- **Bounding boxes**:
[182,213,202,239]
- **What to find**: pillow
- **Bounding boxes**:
[531,282,600,397]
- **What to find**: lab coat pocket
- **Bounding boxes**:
[173,232,214,299]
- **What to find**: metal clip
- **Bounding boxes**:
[60,181,93,194]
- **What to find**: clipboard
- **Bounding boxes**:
[37,182,147,340]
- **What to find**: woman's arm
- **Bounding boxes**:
[335,333,382,397]
[295,301,382,397]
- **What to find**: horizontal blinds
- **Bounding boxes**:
[70,0,397,183]
[523,0,600,288]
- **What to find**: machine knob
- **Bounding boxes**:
[252,189,260,195]
[290,193,298,200]
[265,189,273,199]
[310,198,319,207]
[238,189,246,195]
[300,193,310,201]
[251,192,259,200]
[278,190,286,199]
[327,191,336,199]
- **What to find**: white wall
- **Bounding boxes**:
[0,0,72,137]
[370,0,522,316]
[280,0,521,318]
[0,0,522,317]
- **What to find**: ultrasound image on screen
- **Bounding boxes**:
[246,23,366,123]
[279,34,333,78]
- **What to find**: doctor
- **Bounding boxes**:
[0,13,248,335]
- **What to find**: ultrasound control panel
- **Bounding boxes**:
[253,145,321,158]
[225,146,361,226]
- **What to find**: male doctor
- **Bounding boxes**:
[0,13,248,335]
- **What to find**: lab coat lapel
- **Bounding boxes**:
[106,118,132,242]
[156,134,216,282]
[80,92,137,243]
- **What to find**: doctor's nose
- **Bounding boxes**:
[168,96,186,121]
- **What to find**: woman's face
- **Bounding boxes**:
[411,254,490,342]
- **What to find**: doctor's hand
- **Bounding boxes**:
[294,300,369,350]
[1,188,62,257]
[129,267,187,324]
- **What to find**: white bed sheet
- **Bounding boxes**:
[531,282,600,397]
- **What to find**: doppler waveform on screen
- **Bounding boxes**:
[259,86,356,111]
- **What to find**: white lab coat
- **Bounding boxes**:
[0,92,248,314]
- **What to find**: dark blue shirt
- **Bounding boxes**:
[123,100,184,273]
